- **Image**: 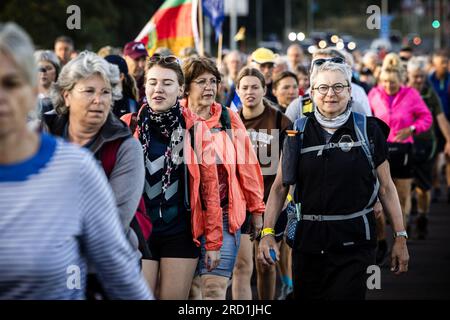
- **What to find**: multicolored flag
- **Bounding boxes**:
[135,0,199,56]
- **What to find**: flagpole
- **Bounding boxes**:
[217,33,223,65]
[198,0,205,56]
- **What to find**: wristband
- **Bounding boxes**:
[260,228,275,238]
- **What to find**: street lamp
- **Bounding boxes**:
[336,41,345,50]
[297,32,306,41]
[288,32,297,41]
[308,45,317,54]
[318,40,327,49]
[347,42,356,50]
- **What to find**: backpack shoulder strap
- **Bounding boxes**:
[99,138,125,178]
[220,105,233,140]
[352,112,375,170]
[353,113,380,210]
[294,116,309,149]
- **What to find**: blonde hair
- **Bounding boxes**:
[379,53,406,84]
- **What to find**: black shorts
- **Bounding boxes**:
[388,143,413,179]
[412,139,437,191]
[147,230,200,261]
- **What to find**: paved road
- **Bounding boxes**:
[367,199,450,300]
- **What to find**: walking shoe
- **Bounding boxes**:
[416,214,428,240]
[277,283,293,300]
[277,283,288,300]
[376,240,388,266]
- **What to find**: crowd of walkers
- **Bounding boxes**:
[1,21,450,300]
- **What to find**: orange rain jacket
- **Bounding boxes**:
[180,99,266,235]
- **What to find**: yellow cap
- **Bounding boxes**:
[251,48,277,64]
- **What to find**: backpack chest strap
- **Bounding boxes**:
[301,140,364,156]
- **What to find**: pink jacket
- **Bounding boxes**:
[368,85,432,144]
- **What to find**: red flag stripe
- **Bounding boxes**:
[154,3,193,39]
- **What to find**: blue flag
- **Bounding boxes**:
[230,91,242,112]
[202,0,225,40]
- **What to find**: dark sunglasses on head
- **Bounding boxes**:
[149,54,180,65]
[312,57,345,68]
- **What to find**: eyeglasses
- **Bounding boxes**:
[148,54,180,65]
[312,82,350,95]
[192,78,219,88]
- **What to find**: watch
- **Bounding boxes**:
[393,230,408,239]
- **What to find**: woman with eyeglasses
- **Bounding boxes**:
[368,53,432,236]
[0,23,152,300]
[285,50,373,124]
[120,54,223,300]
[258,60,409,300]
[43,51,153,299]
[180,56,265,300]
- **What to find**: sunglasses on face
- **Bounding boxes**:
[149,54,180,65]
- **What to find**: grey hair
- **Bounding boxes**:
[34,50,61,77]
[310,61,353,88]
[407,56,428,73]
[51,51,122,115]
[274,55,289,67]
[340,49,355,67]
[0,23,37,86]
[362,51,378,65]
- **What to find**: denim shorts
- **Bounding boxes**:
[197,213,241,278]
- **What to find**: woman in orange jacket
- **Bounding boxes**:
[181,56,265,300]
[121,54,222,299]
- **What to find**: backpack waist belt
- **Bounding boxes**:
[301,207,373,222]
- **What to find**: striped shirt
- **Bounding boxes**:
[0,134,153,300]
